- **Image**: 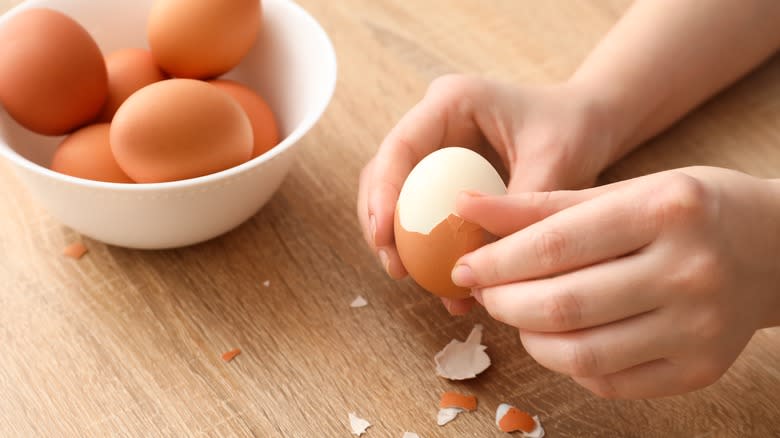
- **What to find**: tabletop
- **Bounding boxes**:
[2,1,780,437]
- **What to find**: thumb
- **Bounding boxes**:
[455,183,617,237]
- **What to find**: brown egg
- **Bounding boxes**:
[395,211,487,299]
[209,79,279,158]
[0,8,107,136]
[147,0,261,79]
[110,79,253,183]
[97,48,167,122]
[394,147,507,299]
[50,123,134,183]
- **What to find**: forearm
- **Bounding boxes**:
[569,0,780,164]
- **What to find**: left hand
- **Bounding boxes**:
[451,166,780,399]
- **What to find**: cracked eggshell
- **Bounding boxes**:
[394,147,506,298]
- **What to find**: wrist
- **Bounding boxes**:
[553,81,623,180]
[565,72,650,168]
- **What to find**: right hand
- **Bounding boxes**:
[357,74,619,315]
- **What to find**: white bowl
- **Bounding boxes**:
[0,0,337,249]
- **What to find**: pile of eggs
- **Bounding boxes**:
[0,0,279,183]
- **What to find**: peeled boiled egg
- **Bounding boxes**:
[147,0,261,79]
[394,147,507,299]
[0,8,107,136]
[209,79,280,158]
[110,79,253,183]
[97,48,168,122]
[50,123,133,183]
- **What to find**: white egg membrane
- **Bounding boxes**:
[397,147,507,234]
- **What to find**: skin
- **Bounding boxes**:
[357,0,780,398]
[454,168,780,399]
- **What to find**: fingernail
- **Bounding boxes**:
[369,214,377,245]
[451,264,476,287]
[378,249,390,275]
[470,288,484,306]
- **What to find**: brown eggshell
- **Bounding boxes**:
[209,79,280,158]
[110,79,253,183]
[0,8,108,135]
[97,48,168,122]
[395,208,488,299]
[147,0,261,79]
[50,123,134,183]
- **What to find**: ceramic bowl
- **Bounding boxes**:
[0,0,337,249]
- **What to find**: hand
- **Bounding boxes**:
[357,74,616,315]
[452,166,780,399]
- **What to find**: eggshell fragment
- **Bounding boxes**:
[439,392,477,411]
[350,296,368,308]
[148,0,261,79]
[221,348,241,362]
[394,147,506,298]
[348,412,371,436]
[495,404,544,437]
[97,48,167,122]
[436,391,477,426]
[402,433,420,438]
[0,8,107,135]
[434,324,491,380]
[50,123,134,183]
[110,79,253,183]
[62,242,88,260]
[436,407,463,426]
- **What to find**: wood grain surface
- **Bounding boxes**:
[2,1,780,437]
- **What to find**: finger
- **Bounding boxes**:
[363,101,448,279]
[368,88,487,250]
[456,190,596,238]
[573,359,688,399]
[518,310,676,378]
[475,253,660,332]
[456,178,639,238]
[440,297,476,316]
[367,177,408,279]
[453,180,660,287]
[357,158,376,248]
[380,246,408,279]
[356,159,408,279]
[367,81,498,279]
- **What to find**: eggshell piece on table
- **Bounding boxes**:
[50,123,134,183]
[0,8,107,135]
[348,412,371,436]
[97,48,167,122]
[209,79,280,158]
[394,147,506,299]
[62,242,88,260]
[110,79,253,183]
[350,296,368,308]
[148,0,261,79]
[221,348,241,362]
[434,324,490,380]
[439,392,477,411]
[437,407,464,426]
[495,404,544,437]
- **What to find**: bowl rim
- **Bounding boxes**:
[0,0,338,192]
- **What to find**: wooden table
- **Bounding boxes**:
[2,1,780,436]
